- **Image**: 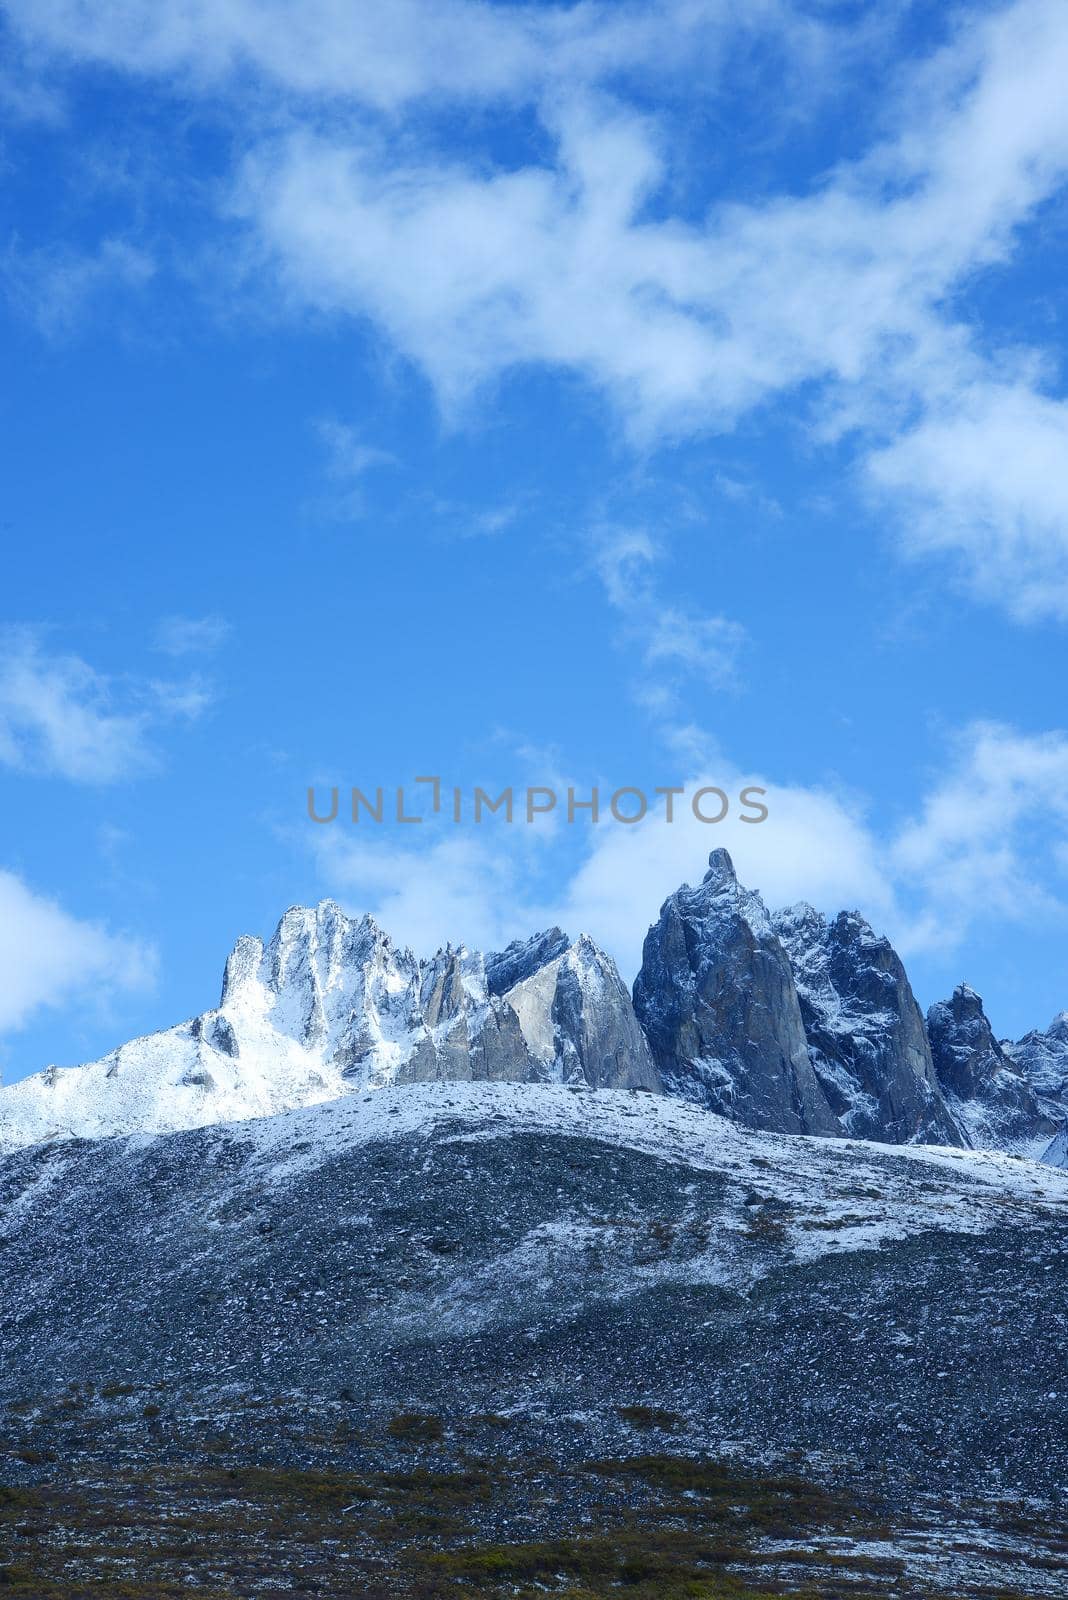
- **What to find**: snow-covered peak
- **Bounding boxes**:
[634,855,837,1135]
[651,846,773,946]
[1046,1009,1068,1042]
[927,984,1051,1157]
[486,927,571,995]
[772,901,826,942]
[703,846,737,885]
[1005,1010,1068,1121]
[0,902,657,1153]
[773,901,962,1147]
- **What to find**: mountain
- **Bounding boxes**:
[1,1079,1065,1599]
[927,984,1057,1157]
[1005,1010,1068,1127]
[3,856,1067,1163]
[2,1081,1064,1498]
[632,849,840,1134]
[0,902,655,1151]
[773,905,963,1146]
[4,881,1068,1592]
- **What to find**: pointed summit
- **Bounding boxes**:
[633,856,839,1134]
[704,847,737,884]
[1005,1010,1068,1127]
[928,985,1054,1154]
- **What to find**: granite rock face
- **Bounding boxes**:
[499,933,660,1091]
[927,985,1056,1156]
[485,928,571,996]
[773,905,964,1147]
[632,850,840,1134]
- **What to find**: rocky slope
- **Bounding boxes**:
[1,1083,1064,1501]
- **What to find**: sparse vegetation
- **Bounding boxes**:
[0,1430,1057,1598]
[387,1411,445,1443]
[616,1404,681,1431]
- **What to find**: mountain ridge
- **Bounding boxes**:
[2,851,1066,1163]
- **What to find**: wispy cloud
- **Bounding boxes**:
[592,526,746,712]
[0,1,835,114]
[0,630,153,783]
[309,418,397,519]
[153,614,230,658]
[0,868,155,1038]
[316,419,395,481]
[892,722,1068,949]
[307,716,1068,984]
[1,236,153,337]
[0,629,213,784]
[7,1,1068,620]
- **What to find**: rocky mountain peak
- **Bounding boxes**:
[633,859,839,1134]
[485,927,570,996]
[927,985,1054,1156]
[1,864,1066,1164]
[772,903,963,1147]
[1005,1010,1068,1130]
[703,847,738,886]
[1047,1010,1068,1043]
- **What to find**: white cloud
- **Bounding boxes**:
[0,631,154,783]
[225,0,1068,618]
[313,827,541,959]
[153,614,230,657]
[552,774,895,980]
[0,630,213,783]
[307,721,1068,981]
[147,676,215,721]
[592,526,745,700]
[891,722,1068,948]
[868,381,1068,620]
[7,0,1068,618]
[0,1,826,112]
[0,869,155,1038]
[228,7,1068,432]
[1,236,153,337]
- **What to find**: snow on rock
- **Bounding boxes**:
[927,984,1056,1157]
[1040,1124,1068,1167]
[0,902,653,1153]
[1005,1010,1068,1129]
[177,1080,1068,1270]
[633,850,840,1135]
[773,905,963,1147]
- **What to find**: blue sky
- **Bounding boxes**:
[3,0,1068,1081]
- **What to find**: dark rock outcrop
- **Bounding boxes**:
[1005,1011,1068,1128]
[927,985,1056,1155]
[632,850,840,1134]
[485,928,571,996]
[773,905,963,1146]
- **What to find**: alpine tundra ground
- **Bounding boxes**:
[1,1085,1066,1596]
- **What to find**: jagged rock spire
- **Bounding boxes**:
[632,853,839,1135]
[774,904,964,1147]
